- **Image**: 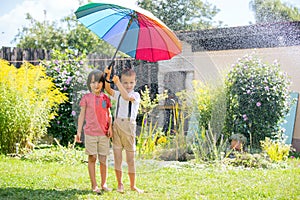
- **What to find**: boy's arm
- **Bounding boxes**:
[76,106,86,143]
[104,67,115,96]
[113,75,135,102]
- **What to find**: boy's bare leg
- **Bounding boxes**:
[114,149,124,193]
[88,155,98,191]
[99,155,111,191]
[126,151,144,193]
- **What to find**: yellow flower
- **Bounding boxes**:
[157,136,167,144]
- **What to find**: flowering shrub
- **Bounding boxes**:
[224,54,292,148]
[0,60,67,154]
[40,49,89,146]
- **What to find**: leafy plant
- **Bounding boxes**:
[289,149,300,159]
[136,86,167,158]
[138,85,167,114]
[155,99,195,162]
[260,137,291,162]
[250,0,300,24]
[177,81,212,131]
[222,152,273,168]
[172,105,190,161]
[0,59,67,154]
[192,125,227,162]
[136,115,165,158]
[40,49,89,146]
[224,54,292,148]
[176,79,227,162]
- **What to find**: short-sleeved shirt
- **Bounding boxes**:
[79,92,111,136]
[112,90,140,120]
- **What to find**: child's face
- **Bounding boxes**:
[121,75,136,93]
[90,75,103,95]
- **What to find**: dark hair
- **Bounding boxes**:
[87,69,105,92]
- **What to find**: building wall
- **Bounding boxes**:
[159,42,300,150]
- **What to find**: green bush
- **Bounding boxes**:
[261,137,291,162]
[178,79,227,162]
[180,81,213,130]
[222,152,273,168]
[0,60,67,154]
[224,54,291,148]
[40,49,88,146]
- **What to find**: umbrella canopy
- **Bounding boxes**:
[75,1,182,62]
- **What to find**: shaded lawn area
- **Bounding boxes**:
[0,156,300,200]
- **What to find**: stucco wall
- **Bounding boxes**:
[159,42,300,150]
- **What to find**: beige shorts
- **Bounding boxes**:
[84,134,110,156]
[113,118,136,151]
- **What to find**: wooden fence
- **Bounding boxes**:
[0,47,51,68]
[0,46,158,92]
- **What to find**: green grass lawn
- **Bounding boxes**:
[1,155,300,200]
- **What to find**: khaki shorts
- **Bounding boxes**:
[113,118,136,151]
[84,134,110,156]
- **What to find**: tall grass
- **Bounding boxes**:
[136,114,164,158]
[136,86,167,158]
[193,125,228,162]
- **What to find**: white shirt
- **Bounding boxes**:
[112,90,140,120]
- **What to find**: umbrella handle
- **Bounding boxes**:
[104,77,113,83]
[104,60,115,83]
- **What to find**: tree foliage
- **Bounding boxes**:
[13,13,115,56]
[250,0,300,23]
[138,0,220,31]
[13,1,222,53]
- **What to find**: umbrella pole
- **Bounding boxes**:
[108,17,134,69]
[105,18,134,83]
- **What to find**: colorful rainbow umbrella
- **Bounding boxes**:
[75,1,182,63]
